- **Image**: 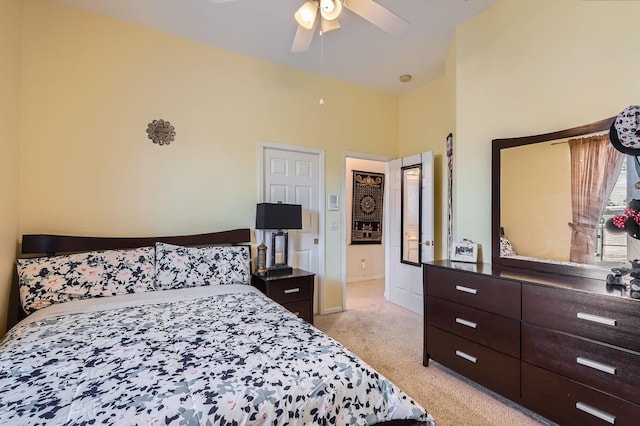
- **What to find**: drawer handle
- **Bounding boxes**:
[455,318,478,329]
[575,402,616,424]
[576,357,616,375]
[455,350,477,363]
[284,288,300,294]
[577,312,617,327]
[455,285,477,295]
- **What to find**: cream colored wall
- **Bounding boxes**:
[17,0,399,321]
[10,0,639,332]
[401,0,640,263]
[345,158,386,282]
[0,0,22,337]
[501,141,572,261]
[454,0,640,262]
[399,76,452,260]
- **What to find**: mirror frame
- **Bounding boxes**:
[491,116,616,278]
[401,164,422,266]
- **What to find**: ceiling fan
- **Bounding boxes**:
[209,0,409,53]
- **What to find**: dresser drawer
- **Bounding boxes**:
[426,267,521,318]
[282,300,312,324]
[523,284,640,353]
[522,323,640,406]
[427,296,520,358]
[426,326,520,400]
[522,362,640,426]
[268,278,312,304]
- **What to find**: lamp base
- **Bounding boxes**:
[267,265,293,276]
[256,242,268,276]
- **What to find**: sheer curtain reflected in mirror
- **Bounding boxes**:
[568,135,624,264]
[401,165,421,266]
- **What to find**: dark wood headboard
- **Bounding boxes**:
[7,228,252,327]
[21,228,252,256]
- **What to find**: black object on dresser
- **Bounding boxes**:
[252,268,315,324]
[423,260,640,426]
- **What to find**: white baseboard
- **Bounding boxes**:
[346,274,385,283]
[321,307,343,315]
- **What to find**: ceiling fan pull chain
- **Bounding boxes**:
[319,29,325,105]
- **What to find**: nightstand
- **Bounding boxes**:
[251,268,315,324]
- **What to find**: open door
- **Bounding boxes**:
[385,152,434,314]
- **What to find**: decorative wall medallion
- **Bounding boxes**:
[360,195,376,214]
[146,119,175,146]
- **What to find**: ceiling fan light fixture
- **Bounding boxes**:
[321,17,341,34]
[295,1,319,30]
[319,0,342,21]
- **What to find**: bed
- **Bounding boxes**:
[0,229,435,425]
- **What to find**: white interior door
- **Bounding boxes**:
[385,152,434,314]
[261,145,322,313]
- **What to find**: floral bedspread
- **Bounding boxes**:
[0,285,434,425]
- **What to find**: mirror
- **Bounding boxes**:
[491,116,640,278]
[401,165,421,266]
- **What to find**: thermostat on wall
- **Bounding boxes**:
[328,194,339,211]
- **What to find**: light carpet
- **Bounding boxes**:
[314,280,556,426]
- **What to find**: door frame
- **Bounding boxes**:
[258,141,326,314]
[341,152,393,312]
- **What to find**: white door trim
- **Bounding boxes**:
[341,151,393,312]
[258,141,326,314]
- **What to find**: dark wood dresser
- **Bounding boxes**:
[423,260,640,426]
[252,268,315,324]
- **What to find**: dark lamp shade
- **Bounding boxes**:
[255,203,303,230]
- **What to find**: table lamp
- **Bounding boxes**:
[255,202,303,276]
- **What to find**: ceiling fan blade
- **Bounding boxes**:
[291,22,317,53]
[343,0,408,36]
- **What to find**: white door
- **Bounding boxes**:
[385,152,434,314]
[260,144,322,313]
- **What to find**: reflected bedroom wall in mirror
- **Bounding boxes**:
[492,116,640,278]
[401,164,422,266]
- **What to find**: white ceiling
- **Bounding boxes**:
[54,0,501,95]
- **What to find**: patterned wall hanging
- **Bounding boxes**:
[351,170,384,244]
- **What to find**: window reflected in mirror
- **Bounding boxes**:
[401,165,421,266]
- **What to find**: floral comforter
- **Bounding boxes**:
[0,285,434,425]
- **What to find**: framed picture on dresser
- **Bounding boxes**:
[451,240,478,263]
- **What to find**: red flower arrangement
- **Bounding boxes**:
[605,199,640,239]
[612,208,640,228]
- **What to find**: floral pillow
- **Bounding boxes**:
[17,246,155,314]
[155,242,250,290]
[500,236,517,257]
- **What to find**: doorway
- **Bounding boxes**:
[341,151,434,314]
[342,153,390,310]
